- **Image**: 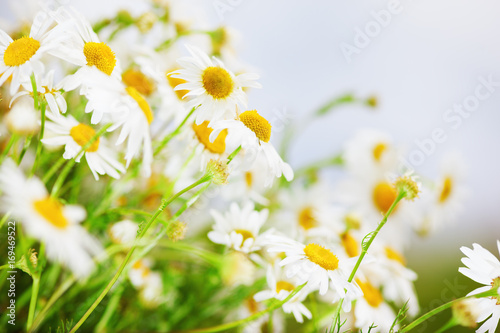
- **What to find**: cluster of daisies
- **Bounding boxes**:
[0,1,498,332]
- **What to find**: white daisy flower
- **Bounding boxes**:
[254,263,312,323]
[209,110,293,187]
[459,241,500,333]
[0,10,66,95]
[0,159,102,278]
[5,94,39,135]
[41,113,125,180]
[10,70,67,116]
[108,219,139,246]
[170,45,261,125]
[266,235,361,312]
[208,202,269,253]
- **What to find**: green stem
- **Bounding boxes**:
[226,145,241,164]
[184,283,306,333]
[26,274,40,330]
[18,135,33,165]
[68,175,212,333]
[42,153,66,184]
[435,317,458,333]
[94,285,124,333]
[30,74,39,110]
[0,134,18,165]
[154,107,196,156]
[30,101,46,176]
[51,123,111,198]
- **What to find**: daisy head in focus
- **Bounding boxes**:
[208,201,270,253]
[0,10,67,95]
[253,262,313,323]
[41,113,125,180]
[169,44,261,125]
[209,109,293,187]
[266,235,361,312]
[459,241,500,333]
[0,159,102,278]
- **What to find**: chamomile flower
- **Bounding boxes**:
[266,235,361,311]
[208,202,269,253]
[254,263,312,323]
[209,110,293,186]
[41,113,125,180]
[0,10,66,95]
[5,94,39,135]
[170,45,261,125]
[459,241,500,333]
[0,159,102,278]
[108,219,139,246]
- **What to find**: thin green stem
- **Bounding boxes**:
[435,317,458,333]
[18,135,33,165]
[26,274,40,330]
[226,145,241,164]
[30,74,39,109]
[94,285,124,333]
[68,175,212,333]
[154,107,196,156]
[42,155,66,183]
[0,134,19,165]
[51,123,111,198]
[30,101,46,176]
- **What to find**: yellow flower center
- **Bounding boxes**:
[341,232,359,258]
[201,66,234,99]
[491,277,500,305]
[69,123,100,152]
[239,110,272,143]
[276,280,295,293]
[246,297,259,314]
[298,206,317,230]
[33,197,69,229]
[372,182,398,214]
[356,278,383,307]
[3,36,40,67]
[439,176,453,203]
[122,69,155,96]
[304,243,339,271]
[234,229,254,242]
[83,42,116,75]
[385,246,406,266]
[373,143,387,162]
[166,71,189,100]
[244,171,253,188]
[191,121,227,154]
[126,87,153,124]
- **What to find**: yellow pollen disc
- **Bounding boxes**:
[201,66,234,99]
[239,110,272,143]
[373,143,387,162]
[33,197,69,229]
[83,42,116,75]
[192,121,227,154]
[385,247,406,266]
[298,207,317,230]
[372,181,398,214]
[276,280,295,293]
[126,87,154,124]
[122,69,155,96]
[4,36,40,67]
[234,229,254,242]
[341,232,359,258]
[304,243,339,271]
[166,71,189,100]
[439,176,453,203]
[244,172,253,188]
[70,123,100,152]
[356,278,383,307]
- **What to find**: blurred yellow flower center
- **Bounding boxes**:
[244,171,253,188]
[234,229,254,242]
[276,280,295,293]
[373,143,387,162]
[298,206,317,230]
[239,110,271,143]
[344,213,361,230]
[192,121,227,154]
[122,69,155,96]
[166,71,189,99]
[33,197,69,229]
[83,42,116,75]
[372,182,398,214]
[4,36,40,66]
[126,87,153,124]
[341,232,359,258]
[304,243,339,271]
[439,176,453,203]
[356,279,383,307]
[201,66,234,99]
[385,246,406,265]
[70,124,100,152]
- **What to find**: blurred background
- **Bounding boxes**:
[2,0,499,331]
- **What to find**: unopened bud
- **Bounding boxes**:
[394,174,420,201]
[167,220,187,242]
